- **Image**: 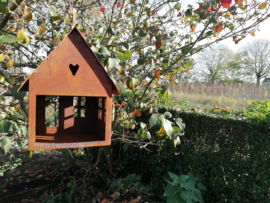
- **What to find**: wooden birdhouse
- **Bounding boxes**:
[18,27,120,150]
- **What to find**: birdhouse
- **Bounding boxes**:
[18,27,120,150]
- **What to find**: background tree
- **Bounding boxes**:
[194,44,234,84]
[241,38,270,86]
[0,0,270,182]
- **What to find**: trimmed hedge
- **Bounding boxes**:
[173,112,269,203]
[113,110,270,203]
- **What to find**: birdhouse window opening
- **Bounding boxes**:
[35,95,107,144]
[81,97,86,106]
[98,98,106,121]
[98,98,102,108]
[81,108,86,117]
[45,96,59,127]
[73,97,86,118]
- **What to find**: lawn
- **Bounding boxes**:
[170,83,270,110]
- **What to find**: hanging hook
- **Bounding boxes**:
[68,0,74,30]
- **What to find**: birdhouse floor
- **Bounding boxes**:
[35,132,104,143]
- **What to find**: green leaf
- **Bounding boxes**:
[228,24,234,30]
[123,51,131,60]
[142,131,151,139]
[176,118,185,130]
[159,89,169,99]
[99,47,111,56]
[114,192,120,197]
[0,35,20,44]
[97,36,103,40]
[205,31,213,37]
[120,42,129,49]
[197,182,207,190]
[1,136,11,154]
[64,14,69,23]
[126,78,138,90]
[187,61,193,68]
[229,5,237,12]
[54,111,59,119]
[20,125,27,137]
[10,85,26,100]
[149,114,162,131]
[168,172,181,185]
[59,34,67,41]
[107,27,115,35]
[162,117,174,136]
[119,55,126,62]
[50,16,63,26]
[138,29,145,37]
[185,9,192,17]
[123,144,128,152]
[211,17,218,25]
[181,190,200,203]
[164,111,172,119]
[162,59,169,65]
[62,149,69,157]
[49,8,56,16]
[4,122,11,132]
[145,7,151,16]
[137,58,145,65]
[173,126,180,132]
[0,1,7,14]
[163,184,177,197]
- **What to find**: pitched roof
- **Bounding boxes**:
[18,27,120,95]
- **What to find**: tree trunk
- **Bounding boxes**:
[256,76,261,87]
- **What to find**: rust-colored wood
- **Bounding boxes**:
[18,27,120,150]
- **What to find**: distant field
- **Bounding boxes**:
[170,83,270,110]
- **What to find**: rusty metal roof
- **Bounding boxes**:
[18,27,120,95]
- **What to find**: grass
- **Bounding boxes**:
[170,83,270,110]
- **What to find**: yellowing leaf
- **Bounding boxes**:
[38,25,46,35]
[179,66,183,72]
[239,7,245,11]
[24,6,32,22]
[155,127,166,137]
[6,58,13,68]
[258,2,267,10]
[7,28,15,33]
[0,54,5,62]
[1,112,6,118]
[16,105,21,113]
[0,75,5,83]
[73,8,77,22]
[17,28,30,44]
[250,32,255,37]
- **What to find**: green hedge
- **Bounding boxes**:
[113,110,270,203]
[173,112,269,203]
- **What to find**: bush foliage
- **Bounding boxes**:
[110,102,270,202]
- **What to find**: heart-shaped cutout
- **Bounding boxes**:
[69,64,79,76]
